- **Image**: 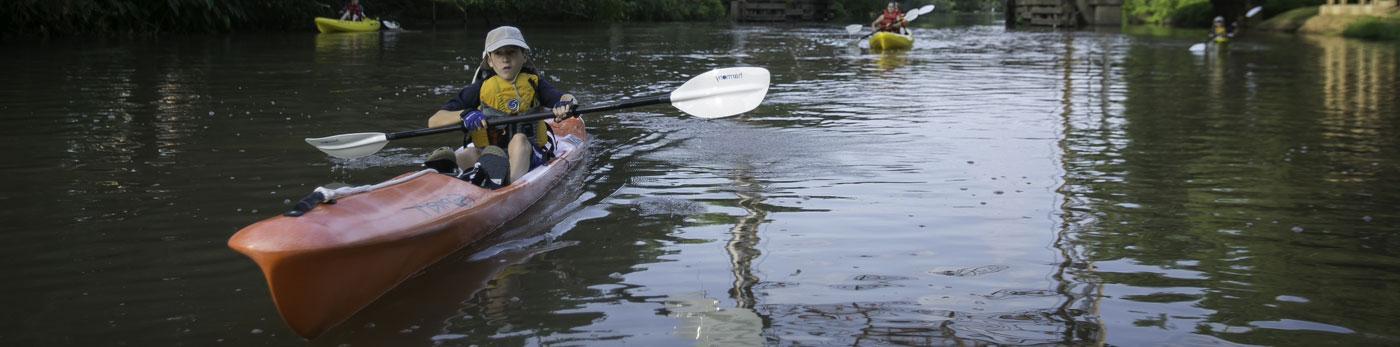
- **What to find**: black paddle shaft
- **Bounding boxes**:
[384,95,671,141]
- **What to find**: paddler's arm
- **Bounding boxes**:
[428,110,463,128]
[429,83,483,128]
[535,78,577,121]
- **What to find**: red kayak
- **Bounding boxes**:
[228,117,588,338]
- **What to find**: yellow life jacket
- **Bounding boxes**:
[470,72,550,148]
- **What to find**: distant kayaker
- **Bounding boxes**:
[871,2,907,33]
[339,0,366,21]
[1211,16,1234,42]
[426,26,577,186]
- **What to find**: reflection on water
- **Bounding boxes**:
[662,292,764,345]
[875,50,911,71]
[1316,35,1397,125]
[314,32,384,58]
[1051,30,1112,345]
[2,21,1398,346]
[725,170,766,309]
[1059,28,1400,346]
[656,169,769,346]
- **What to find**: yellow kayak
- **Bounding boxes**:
[315,17,381,33]
[870,31,914,50]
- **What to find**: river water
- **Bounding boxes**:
[2,18,1398,346]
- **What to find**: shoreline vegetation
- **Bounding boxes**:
[1126,0,1398,42]
[6,0,1392,41]
[1125,0,1326,27]
[3,0,970,38]
[1259,6,1400,41]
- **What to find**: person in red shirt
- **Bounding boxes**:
[339,0,366,21]
[871,2,907,33]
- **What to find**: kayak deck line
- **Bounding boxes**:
[284,169,437,217]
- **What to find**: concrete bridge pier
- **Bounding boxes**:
[1006,0,1122,28]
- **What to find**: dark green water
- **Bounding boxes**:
[1,20,1397,346]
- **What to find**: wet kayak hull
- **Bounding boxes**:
[870,31,914,50]
[315,17,381,33]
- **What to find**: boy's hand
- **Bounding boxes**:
[552,94,577,122]
[461,110,487,132]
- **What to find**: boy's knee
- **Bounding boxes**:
[454,146,481,171]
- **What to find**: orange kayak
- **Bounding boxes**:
[228,117,588,338]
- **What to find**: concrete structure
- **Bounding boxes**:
[1320,0,1399,16]
[1006,0,1122,28]
[730,0,833,22]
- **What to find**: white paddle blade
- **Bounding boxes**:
[905,5,934,22]
[1246,6,1262,18]
[669,67,771,119]
[382,20,400,30]
[305,132,389,159]
[1189,43,1206,53]
[846,24,863,34]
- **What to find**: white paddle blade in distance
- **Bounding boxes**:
[306,132,389,159]
[1246,6,1263,18]
[1189,43,1206,53]
[669,67,771,119]
[846,24,863,34]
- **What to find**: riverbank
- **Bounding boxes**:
[1259,6,1400,41]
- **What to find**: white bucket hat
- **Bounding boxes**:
[483,26,530,54]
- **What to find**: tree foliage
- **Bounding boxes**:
[3,0,334,37]
[1126,0,1325,27]
[2,0,731,37]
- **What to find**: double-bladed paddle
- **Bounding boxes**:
[1189,6,1263,53]
[845,4,935,41]
[306,67,771,159]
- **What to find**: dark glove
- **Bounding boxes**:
[552,98,578,122]
[461,110,486,132]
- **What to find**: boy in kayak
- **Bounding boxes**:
[339,0,366,21]
[426,26,577,186]
[871,2,907,33]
